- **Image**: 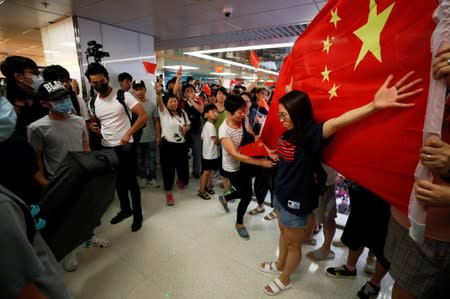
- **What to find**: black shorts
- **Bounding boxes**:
[340,185,391,269]
[202,158,220,171]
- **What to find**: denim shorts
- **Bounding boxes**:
[273,195,308,228]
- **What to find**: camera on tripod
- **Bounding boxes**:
[85,40,110,63]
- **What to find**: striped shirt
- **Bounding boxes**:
[218,120,243,172]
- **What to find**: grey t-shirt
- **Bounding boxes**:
[0,187,71,299]
[139,99,159,143]
[27,114,88,179]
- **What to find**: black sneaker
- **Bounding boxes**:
[326,265,357,279]
[110,211,132,224]
[357,281,380,299]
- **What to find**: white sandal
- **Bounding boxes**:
[259,261,281,274]
[263,278,292,296]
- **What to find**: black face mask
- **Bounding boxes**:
[94,83,109,94]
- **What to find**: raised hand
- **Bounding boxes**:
[373,71,423,110]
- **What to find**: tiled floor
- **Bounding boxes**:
[63,177,394,299]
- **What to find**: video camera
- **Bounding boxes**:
[85,40,110,63]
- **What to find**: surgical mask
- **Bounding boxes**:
[94,83,109,94]
[0,96,17,142]
[29,75,44,91]
[51,97,73,114]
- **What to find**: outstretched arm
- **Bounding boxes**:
[322,71,422,139]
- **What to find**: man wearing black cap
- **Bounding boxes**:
[27,80,111,272]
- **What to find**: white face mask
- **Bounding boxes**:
[28,75,44,91]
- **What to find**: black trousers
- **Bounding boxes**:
[112,144,142,219]
[160,140,189,191]
[223,169,253,225]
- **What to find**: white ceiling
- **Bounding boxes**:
[0,0,325,65]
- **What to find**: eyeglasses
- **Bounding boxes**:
[278,112,288,121]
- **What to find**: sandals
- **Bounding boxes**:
[264,210,277,221]
[197,191,211,200]
[206,186,215,194]
[302,238,317,246]
[259,261,281,274]
[263,278,292,296]
[306,249,335,261]
[249,205,265,215]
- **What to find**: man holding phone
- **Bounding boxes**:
[85,62,148,232]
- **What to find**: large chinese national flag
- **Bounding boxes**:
[261,0,438,213]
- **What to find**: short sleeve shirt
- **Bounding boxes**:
[275,123,328,215]
[139,99,159,143]
[159,108,190,143]
[201,121,219,160]
[218,120,243,172]
[27,115,88,179]
[89,89,139,147]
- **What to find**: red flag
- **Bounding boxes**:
[261,0,438,213]
[203,83,212,96]
[240,138,269,157]
[142,61,157,74]
[249,50,260,68]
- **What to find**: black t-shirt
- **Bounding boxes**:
[0,132,40,204]
[183,99,202,134]
[275,123,329,215]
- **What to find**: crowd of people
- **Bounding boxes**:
[0,37,449,298]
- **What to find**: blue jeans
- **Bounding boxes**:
[136,141,157,180]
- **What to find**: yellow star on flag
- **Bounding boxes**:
[328,83,339,100]
[322,36,333,54]
[321,65,331,82]
[330,9,341,28]
[353,0,395,69]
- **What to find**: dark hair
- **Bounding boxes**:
[166,77,176,91]
[0,55,38,78]
[162,92,178,107]
[43,65,70,81]
[215,86,228,97]
[204,103,217,114]
[182,83,195,95]
[279,90,314,144]
[186,76,195,83]
[163,92,183,117]
[84,62,109,80]
[118,72,132,82]
[224,95,246,115]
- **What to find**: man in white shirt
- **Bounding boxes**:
[85,63,148,232]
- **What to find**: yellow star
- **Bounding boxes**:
[322,36,333,54]
[330,9,341,28]
[353,0,395,69]
[321,65,331,82]
[328,83,339,100]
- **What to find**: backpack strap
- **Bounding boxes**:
[116,89,132,124]
[89,94,97,116]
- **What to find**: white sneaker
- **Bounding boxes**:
[84,235,112,248]
[62,251,79,272]
[147,179,160,188]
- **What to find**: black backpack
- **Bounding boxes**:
[89,89,145,143]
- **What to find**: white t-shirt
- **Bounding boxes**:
[201,120,219,160]
[218,120,243,172]
[89,88,138,147]
[322,163,337,186]
[159,107,190,143]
